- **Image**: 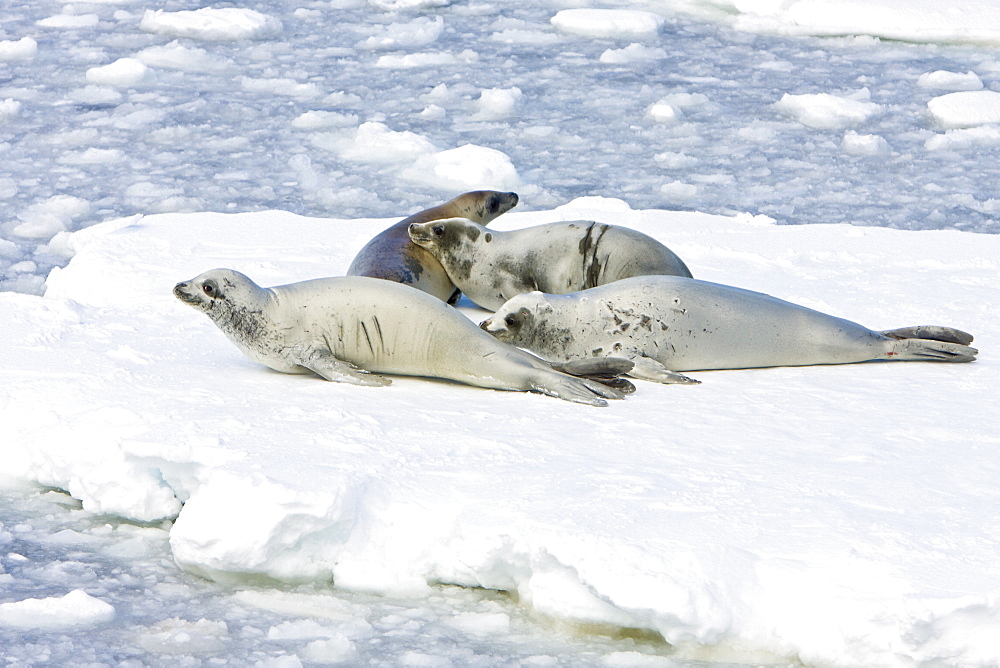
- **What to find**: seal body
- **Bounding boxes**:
[408,218,692,311]
[347,190,519,303]
[173,269,628,406]
[480,276,978,384]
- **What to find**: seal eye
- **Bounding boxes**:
[202,280,220,298]
[432,225,444,237]
[203,284,213,295]
[504,314,518,328]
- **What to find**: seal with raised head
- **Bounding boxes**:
[480,275,978,384]
[347,190,519,303]
[173,269,633,406]
[408,217,692,311]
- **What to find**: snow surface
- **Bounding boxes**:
[4,198,1000,666]
[3,0,1000,664]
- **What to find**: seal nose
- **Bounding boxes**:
[408,222,426,241]
[173,282,194,301]
[479,319,491,331]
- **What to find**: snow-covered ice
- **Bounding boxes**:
[773,90,882,129]
[4,199,1000,665]
[3,0,1000,664]
[0,589,115,630]
[916,70,984,91]
[139,8,283,42]
[551,10,667,40]
[720,0,1000,44]
[927,90,1000,128]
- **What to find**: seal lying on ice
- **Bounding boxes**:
[174,269,632,405]
[407,217,692,310]
[480,275,977,384]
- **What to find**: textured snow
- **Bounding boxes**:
[4,200,999,665]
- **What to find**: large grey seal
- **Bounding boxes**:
[407,217,692,311]
[347,190,519,303]
[173,269,633,405]
[480,275,977,384]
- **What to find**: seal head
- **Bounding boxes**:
[346,190,518,303]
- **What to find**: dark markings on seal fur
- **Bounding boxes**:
[580,222,610,288]
[359,320,374,357]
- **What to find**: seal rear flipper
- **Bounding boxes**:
[628,356,701,385]
[880,326,974,346]
[551,357,633,376]
[550,358,636,394]
[300,350,392,386]
[530,372,629,406]
[886,338,978,363]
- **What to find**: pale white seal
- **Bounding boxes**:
[173,269,632,405]
[347,190,519,303]
[480,275,978,384]
[408,217,692,310]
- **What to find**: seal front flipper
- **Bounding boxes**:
[300,349,392,386]
[627,356,701,385]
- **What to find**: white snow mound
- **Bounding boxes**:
[3,204,998,665]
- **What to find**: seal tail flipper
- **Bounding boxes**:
[880,326,974,346]
[551,357,633,376]
[550,357,635,394]
[550,357,637,394]
[627,356,701,385]
[301,350,392,386]
[884,337,978,363]
[530,370,632,406]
